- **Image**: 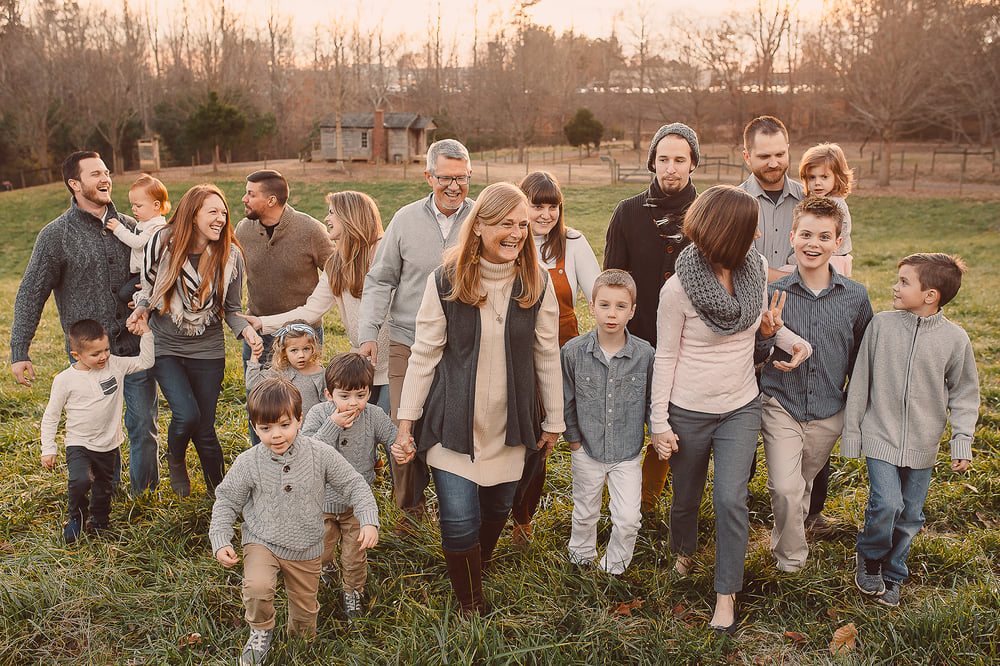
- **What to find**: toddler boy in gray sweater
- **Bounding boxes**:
[842,253,979,608]
[210,378,379,666]
[302,352,398,621]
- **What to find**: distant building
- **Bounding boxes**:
[313,110,437,163]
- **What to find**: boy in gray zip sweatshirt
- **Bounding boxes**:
[842,253,979,607]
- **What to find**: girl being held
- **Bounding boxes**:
[109,174,171,303]
[798,143,854,276]
[246,321,327,417]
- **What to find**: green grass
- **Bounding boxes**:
[1,179,999,664]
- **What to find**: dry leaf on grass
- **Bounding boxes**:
[826,608,839,620]
[0,542,13,553]
[612,599,644,616]
[784,630,808,645]
[830,623,857,655]
[179,633,201,648]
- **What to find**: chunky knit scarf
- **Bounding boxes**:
[675,244,764,336]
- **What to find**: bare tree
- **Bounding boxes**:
[819,0,946,186]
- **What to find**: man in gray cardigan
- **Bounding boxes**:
[10,151,159,495]
[358,139,474,530]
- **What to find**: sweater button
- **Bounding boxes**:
[283,465,290,472]
[284,485,292,492]
[666,246,674,253]
[664,271,672,279]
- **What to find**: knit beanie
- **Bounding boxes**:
[647,123,700,172]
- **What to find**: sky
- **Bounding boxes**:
[95,0,828,51]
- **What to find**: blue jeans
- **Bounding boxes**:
[369,384,392,480]
[153,355,227,490]
[431,467,519,552]
[123,368,160,494]
[856,458,933,584]
[666,397,762,595]
[242,327,324,445]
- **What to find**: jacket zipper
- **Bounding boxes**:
[900,318,921,464]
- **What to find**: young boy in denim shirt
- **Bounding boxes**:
[758,197,873,572]
[562,269,653,574]
[843,253,979,607]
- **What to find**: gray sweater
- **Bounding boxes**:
[11,198,139,362]
[245,362,327,418]
[358,193,473,347]
[301,402,396,513]
[209,433,379,561]
[841,309,979,468]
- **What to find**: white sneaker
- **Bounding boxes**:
[344,590,364,622]
[239,627,273,666]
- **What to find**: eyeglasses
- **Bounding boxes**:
[433,175,471,187]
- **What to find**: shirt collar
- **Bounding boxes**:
[744,174,799,204]
[583,328,637,361]
[785,264,847,297]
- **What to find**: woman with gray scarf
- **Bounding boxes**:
[649,185,811,635]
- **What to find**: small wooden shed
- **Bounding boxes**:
[313,110,436,163]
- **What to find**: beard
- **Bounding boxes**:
[244,205,261,220]
[753,165,787,188]
[80,181,111,207]
[658,174,689,195]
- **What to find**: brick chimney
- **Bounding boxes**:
[371,109,387,163]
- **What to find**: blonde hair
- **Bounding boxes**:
[270,320,322,371]
[129,174,171,215]
[324,191,383,299]
[798,143,853,197]
[153,184,241,316]
[442,182,545,308]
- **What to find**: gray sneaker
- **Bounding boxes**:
[877,580,901,607]
[344,590,364,622]
[854,553,886,596]
[239,627,273,666]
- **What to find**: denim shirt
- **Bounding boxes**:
[561,329,654,463]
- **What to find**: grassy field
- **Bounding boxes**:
[1,177,999,665]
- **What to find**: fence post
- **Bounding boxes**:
[931,150,936,174]
[959,157,965,194]
[900,150,905,171]
[567,163,571,186]
[911,164,918,192]
[485,162,489,184]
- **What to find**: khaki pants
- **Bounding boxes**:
[761,395,844,572]
[388,340,428,515]
[322,510,367,593]
[242,543,321,638]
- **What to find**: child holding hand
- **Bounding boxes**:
[246,321,326,418]
[40,318,154,542]
[301,352,397,620]
[108,174,170,303]
[210,378,379,666]
[843,253,979,608]
[561,269,653,575]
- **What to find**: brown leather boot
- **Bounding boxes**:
[511,522,532,550]
[166,454,190,498]
[478,519,508,572]
[443,545,484,616]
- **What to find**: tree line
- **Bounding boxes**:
[1,0,997,188]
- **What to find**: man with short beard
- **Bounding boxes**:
[739,115,805,283]
[235,170,333,368]
[11,151,160,497]
[603,123,700,515]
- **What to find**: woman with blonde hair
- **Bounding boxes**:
[391,181,564,615]
[128,184,262,497]
[242,190,391,412]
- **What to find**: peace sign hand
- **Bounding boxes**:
[760,290,786,339]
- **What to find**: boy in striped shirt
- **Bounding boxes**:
[757,196,873,572]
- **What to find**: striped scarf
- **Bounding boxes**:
[142,230,237,336]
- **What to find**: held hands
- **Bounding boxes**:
[952,459,971,473]
[652,430,679,461]
[215,545,240,567]
[242,326,264,358]
[126,306,149,335]
[760,290,786,339]
[359,341,378,367]
[537,431,559,459]
[41,454,56,469]
[11,360,35,387]
[391,421,416,464]
[773,343,808,372]
[357,525,379,551]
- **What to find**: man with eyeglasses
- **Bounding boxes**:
[358,138,474,533]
